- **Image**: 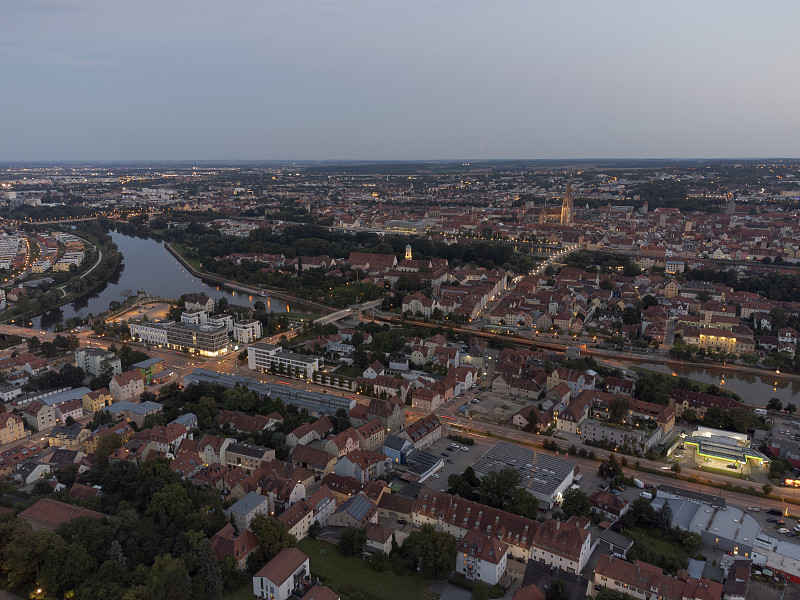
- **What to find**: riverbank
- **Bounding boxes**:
[0,231,122,326]
[165,242,334,315]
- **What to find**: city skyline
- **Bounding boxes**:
[2,0,800,161]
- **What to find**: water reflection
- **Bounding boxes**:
[638,362,800,406]
[32,232,294,329]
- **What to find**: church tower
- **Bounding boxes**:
[405,244,412,260]
[560,181,574,226]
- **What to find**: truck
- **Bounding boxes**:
[633,479,644,489]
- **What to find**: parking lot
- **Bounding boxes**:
[421,431,493,491]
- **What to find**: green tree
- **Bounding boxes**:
[479,468,523,512]
[767,397,783,411]
[763,483,773,495]
[472,581,491,600]
[787,403,797,416]
[401,524,457,578]
[560,488,591,519]
[123,553,191,600]
[671,463,681,474]
[599,454,623,479]
[339,526,367,556]
[608,396,630,424]
[250,515,296,562]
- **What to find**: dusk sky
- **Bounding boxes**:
[3,1,799,161]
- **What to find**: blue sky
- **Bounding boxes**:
[2,1,799,161]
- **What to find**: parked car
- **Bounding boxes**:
[397,519,407,525]
[767,518,778,523]
[431,473,440,478]
[440,453,449,457]
[461,446,469,451]
[779,528,790,534]
[611,490,621,496]
[768,509,783,516]
[776,520,785,526]
[446,459,454,464]
[748,507,760,512]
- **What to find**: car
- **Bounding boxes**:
[768,509,783,516]
[461,446,469,451]
[431,473,440,478]
[397,519,407,525]
[748,507,760,512]
[446,459,454,464]
[726,464,738,469]
[780,430,785,435]
[441,453,449,457]
[767,518,778,523]
[660,466,672,470]
[776,520,785,526]
[611,490,621,496]
[779,528,790,534]
[450,442,459,448]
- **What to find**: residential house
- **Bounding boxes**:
[0,413,25,445]
[109,370,145,402]
[328,492,378,528]
[82,388,112,413]
[227,491,271,532]
[210,523,258,570]
[456,530,509,586]
[594,555,723,600]
[334,449,388,484]
[252,548,310,600]
[530,517,593,574]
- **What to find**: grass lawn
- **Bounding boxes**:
[297,538,433,600]
[225,583,256,600]
[697,465,754,481]
[332,364,363,378]
[627,527,692,563]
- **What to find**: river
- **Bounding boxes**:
[31,232,294,328]
[637,361,800,408]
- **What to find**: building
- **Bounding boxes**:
[412,487,539,560]
[652,492,760,558]
[401,414,442,450]
[74,347,122,377]
[594,555,723,600]
[131,357,166,384]
[580,420,663,455]
[227,491,271,532]
[184,369,354,417]
[104,400,163,428]
[456,530,509,586]
[82,388,112,413]
[333,449,388,483]
[210,523,258,570]
[224,443,276,473]
[247,343,322,379]
[129,320,172,345]
[328,492,378,528]
[588,489,630,520]
[47,422,90,451]
[252,548,310,600]
[0,413,25,445]
[234,319,263,344]
[109,370,145,402]
[530,517,593,574]
[167,322,229,356]
[471,442,579,510]
[18,498,107,531]
[23,402,57,432]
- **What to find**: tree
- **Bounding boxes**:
[787,403,797,416]
[123,553,191,600]
[608,396,630,425]
[479,468,521,512]
[599,454,623,480]
[682,408,698,423]
[370,550,390,571]
[600,279,613,290]
[472,581,491,600]
[250,516,295,562]
[339,527,367,556]
[401,524,457,578]
[763,483,773,495]
[560,488,591,519]
[95,432,123,466]
[671,463,681,474]
[767,397,783,412]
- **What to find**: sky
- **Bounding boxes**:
[2,1,799,161]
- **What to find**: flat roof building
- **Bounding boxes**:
[471,441,579,509]
[183,369,354,417]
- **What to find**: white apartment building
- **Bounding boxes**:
[234,319,263,344]
[247,343,322,379]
